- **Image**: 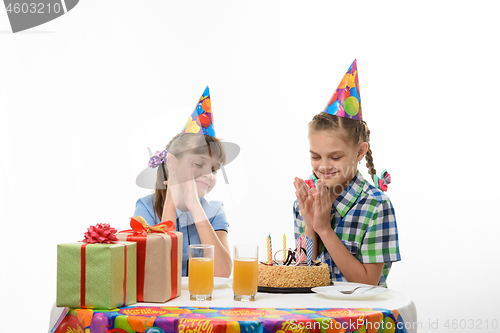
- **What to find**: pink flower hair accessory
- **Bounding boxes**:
[304,175,318,190]
[83,223,119,244]
[374,169,391,192]
[304,179,315,189]
[148,150,167,168]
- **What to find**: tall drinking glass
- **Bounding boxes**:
[233,244,258,301]
[188,244,214,301]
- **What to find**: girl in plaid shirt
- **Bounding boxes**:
[293,61,400,287]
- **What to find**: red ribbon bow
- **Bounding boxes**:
[82,223,119,243]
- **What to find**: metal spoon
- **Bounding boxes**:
[339,286,377,294]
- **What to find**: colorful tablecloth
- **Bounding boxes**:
[52,306,411,333]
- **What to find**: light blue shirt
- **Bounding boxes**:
[134,194,229,276]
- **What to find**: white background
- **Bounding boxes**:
[1,1,499,332]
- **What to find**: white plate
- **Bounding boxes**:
[312,282,389,300]
[181,277,232,290]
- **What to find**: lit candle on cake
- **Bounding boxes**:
[283,233,286,262]
[267,234,272,265]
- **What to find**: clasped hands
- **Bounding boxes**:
[293,177,333,235]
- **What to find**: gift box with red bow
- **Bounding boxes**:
[116,216,182,303]
[56,223,137,309]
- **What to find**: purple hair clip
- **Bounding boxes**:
[148,150,168,168]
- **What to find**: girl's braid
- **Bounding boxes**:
[359,120,376,182]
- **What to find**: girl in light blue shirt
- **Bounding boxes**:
[134,132,231,277]
[134,87,231,277]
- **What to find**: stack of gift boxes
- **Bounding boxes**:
[56,216,182,309]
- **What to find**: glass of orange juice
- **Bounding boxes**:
[188,244,214,301]
[233,244,258,301]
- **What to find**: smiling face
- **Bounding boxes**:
[153,133,227,220]
[309,129,367,199]
[177,152,221,197]
[164,133,226,198]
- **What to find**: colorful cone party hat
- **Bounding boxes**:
[323,59,362,120]
[181,86,216,137]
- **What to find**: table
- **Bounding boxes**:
[49,283,417,333]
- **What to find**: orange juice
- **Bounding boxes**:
[189,257,214,295]
[233,258,258,295]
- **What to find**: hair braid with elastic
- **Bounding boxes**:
[359,121,377,182]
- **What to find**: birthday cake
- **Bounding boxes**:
[258,247,331,289]
[258,261,331,289]
[259,233,331,289]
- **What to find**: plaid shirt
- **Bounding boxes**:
[293,172,401,287]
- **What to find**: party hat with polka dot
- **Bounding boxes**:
[323,59,363,121]
[181,86,216,137]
